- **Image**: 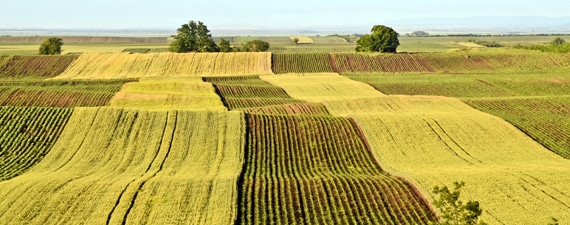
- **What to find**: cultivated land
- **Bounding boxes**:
[109,77,227,111]
[263,73,570,223]
[0,108,245,224]
[0,36,569,224]
[54,52,273,79]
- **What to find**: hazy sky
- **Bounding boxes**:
[0,0,568,29]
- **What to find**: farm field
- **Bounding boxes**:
[0,107,72,181]
[271,50,570,74]
[0,55,78,79]
[4,35,570,55]
[345,72,570,159]
[265,74,570,224]
[345,72,570,98]
[0,80,135,107]
[53,52,273,79]
[240,114,436,224]
[0,44,569,224]
[0,108,245,224]
[261,73,385,102]
[203,76,303,111]
[466,97,570,158]
[271,53,334,73]
[109,77,227,111]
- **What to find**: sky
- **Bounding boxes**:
[0,0,568,30]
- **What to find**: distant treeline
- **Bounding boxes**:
[514,43,570,53]
[0,36,170,44]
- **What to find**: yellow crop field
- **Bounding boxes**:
[110,77,227,111]
[323,97,570,224]
[54,52,273,79]
[0,107,245,225]
[260,73,385,102]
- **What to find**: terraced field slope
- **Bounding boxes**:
[0,80,135,107]
[0,55,78,79]
[466,97,570,158]
[324,97,570,224]
[266,74,570,224]
[239,114,436,224]
[345,73,570,98]
[261,73,385,102]
[0,107,72,181]
[2,49,569,225]
[271,51,570,74]
[204,76,303,111]
[0,108,245,225]
[330,53,434,73]
[345,72,570,159]
[54,52,273,79]
[110,77,226,111]
[272,53,334,74]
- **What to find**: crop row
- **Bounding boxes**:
[0,80,135,107]
[54,52,273,79]
[324,96,570,224]
[0,108,245,224]
[0,106,72,181]
[330,53,435,73]
[272,52,570,74]
[205,76,305,111]
[3,53,570,79]
[272,53,334,74]
[465,97,570,158]
[420,54,494,72]
[245,102,330,115]
[0,55,78,79]
[239,114,436,224]
[0,89,116,107]
[344,74,516,98]
[344,73,570,98]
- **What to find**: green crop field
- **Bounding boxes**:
[1,35,570,224]
[466,97,570,158]
[344,72,570,98]
[240,114,436,224]
[0,107,72,181]
[271,53,334,73]
[204,76,302,110]
[0,55,78,79]
[0,80,134,107]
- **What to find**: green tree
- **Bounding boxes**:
[411,31,430,37]
[430,182,486,225]
[241,40,270,52]
[218,38,233,52]
[356,25,400,53]
[551,37,566,45]
[292,37,300,46]
[39,37,63,55]
[169,20,218,53]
